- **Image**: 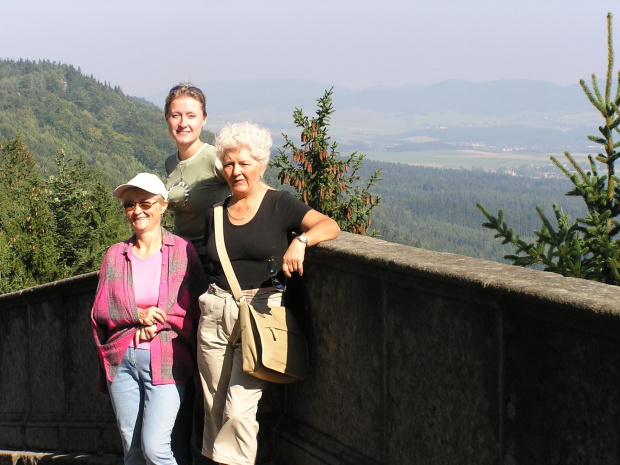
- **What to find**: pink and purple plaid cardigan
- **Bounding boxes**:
[91,228,206,393]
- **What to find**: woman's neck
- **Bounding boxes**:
[133,228,163,258]
[178,140,204,161]
[227,184,268,223]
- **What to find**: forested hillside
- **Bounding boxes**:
[0,59,588,281]
[358,160,585,264]
[0,59,185,185]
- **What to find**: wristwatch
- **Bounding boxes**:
[296,234,308,245]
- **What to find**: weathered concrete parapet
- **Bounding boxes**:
[279,232,620,464]
[2,231,620,464]
[313,231,620,315]
[0,272,120,455]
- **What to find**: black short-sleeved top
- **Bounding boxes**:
[204,189,312,290]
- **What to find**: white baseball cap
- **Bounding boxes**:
[113,173,169,201]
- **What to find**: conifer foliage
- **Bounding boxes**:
[272,88,382,235]
[48,152,130,279]
[0,134,130,294]
[477,13,620,285]
[0,135,58,291]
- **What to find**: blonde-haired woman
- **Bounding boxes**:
[164,82,230,268]
[164,82,231,465]
[198,122,340,465]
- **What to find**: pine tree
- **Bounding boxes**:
[271,88,382,235]
[47,152,131,278]
[477,13,620,285]
[0,134,58,292]
[0,135,132,294]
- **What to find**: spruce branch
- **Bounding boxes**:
[478,13,620,285]
[273,87,382,236]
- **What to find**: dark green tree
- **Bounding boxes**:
[0,134,134,294]
[477,13,620,284]
[0,134,58,292]
[47,152,131,278]
[271,88,382,235]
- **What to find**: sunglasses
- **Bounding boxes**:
[267,257,286,292]
[169,85,204,95]
[123,200,159,212]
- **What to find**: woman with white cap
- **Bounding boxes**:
[91,172,206,465]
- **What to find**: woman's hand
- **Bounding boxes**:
[282,239,308,277]
[137,306,166,326]
[282,210,340,278]
[133,307,165,345]
[134,324,158,345]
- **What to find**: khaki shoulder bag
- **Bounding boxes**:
[214,204,309,383]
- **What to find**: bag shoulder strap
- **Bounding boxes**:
[214,205,244,303]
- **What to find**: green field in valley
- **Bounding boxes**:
[362,149,593,172]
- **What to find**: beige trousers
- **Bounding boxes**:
[197,284,281,465]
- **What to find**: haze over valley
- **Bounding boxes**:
[145,78,601,174]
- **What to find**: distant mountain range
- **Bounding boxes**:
[145,78,594,117]
[145,78,601,154]
[0,57,602,183]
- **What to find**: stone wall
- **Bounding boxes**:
[0,273,120,454]
[2,232,620,464]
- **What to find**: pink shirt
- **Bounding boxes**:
[128,248,162,350]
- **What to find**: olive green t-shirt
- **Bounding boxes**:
[165,143,231,257]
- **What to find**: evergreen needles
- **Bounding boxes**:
[272,87,382,235]
[0,135,131,293]
[477,13,620,285]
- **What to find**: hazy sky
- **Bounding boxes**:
[2,0,618,98]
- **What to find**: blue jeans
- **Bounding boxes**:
[108,347,186,465]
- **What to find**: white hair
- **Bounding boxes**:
[214,121,272,173]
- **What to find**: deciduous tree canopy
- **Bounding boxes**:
[0,59,182,186]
